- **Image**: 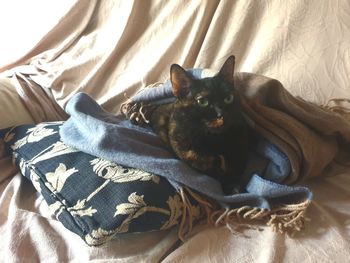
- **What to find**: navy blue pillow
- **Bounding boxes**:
[1,122,202,246]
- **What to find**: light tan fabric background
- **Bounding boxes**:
[1,0,349,114]
[0,0,350,262]
[0,78,34,128]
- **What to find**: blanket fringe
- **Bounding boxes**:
[120,99,155,125]
[120,82,316,241]
[177,187,311,241]
[120,82,163,125]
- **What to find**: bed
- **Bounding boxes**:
[1,1,350,262]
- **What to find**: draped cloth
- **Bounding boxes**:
[60,70,350,235]
[121,70,350,185]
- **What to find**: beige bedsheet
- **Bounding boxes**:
[1,0,350,262]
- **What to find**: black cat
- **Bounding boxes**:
[150,56,256,194]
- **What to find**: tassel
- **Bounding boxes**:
[177,187,311,241]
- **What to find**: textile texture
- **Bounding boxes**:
[1,123,202,246]
[1,0,350,262]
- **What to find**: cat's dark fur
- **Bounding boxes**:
[150,56,256,194]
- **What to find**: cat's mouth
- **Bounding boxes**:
[205,117,224,129]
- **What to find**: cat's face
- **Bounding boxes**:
[170,56,242,134]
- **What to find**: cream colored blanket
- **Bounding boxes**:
[1,0,350,262]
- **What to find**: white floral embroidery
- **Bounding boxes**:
[30,141,79,165]
[113,191,171,228]
[11,124,57,150]
[90,158,160,183]
[30,170,42,193]
[84,228,112,246]
[84,192,183,246]
[45,163,78,192]
[48,201,66,218]
[68,199,97,217]
[114,192,147,216]
[18,158,27,176]
[49,196,97,219]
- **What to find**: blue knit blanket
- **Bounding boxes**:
[59,70,312,210]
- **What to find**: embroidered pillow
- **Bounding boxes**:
[1,122,202,246]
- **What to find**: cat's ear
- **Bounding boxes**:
[170,64,193,97]
[218,55,235,83]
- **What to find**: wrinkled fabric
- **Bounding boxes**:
[60,92,312,210]
[1,0,350,262]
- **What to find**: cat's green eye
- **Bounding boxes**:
[196,97,209,107]
[224,94,234,104]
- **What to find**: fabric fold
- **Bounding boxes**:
[60,92,312,212]
[58,68,350,234]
